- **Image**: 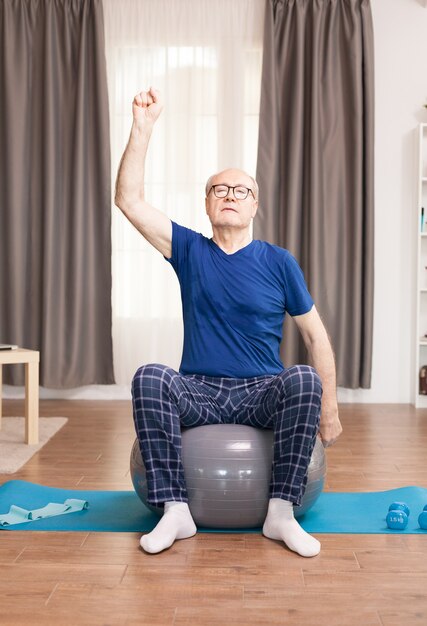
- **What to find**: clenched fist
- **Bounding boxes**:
[132,87,163,125]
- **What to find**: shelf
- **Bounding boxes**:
[415,394,427,409]
[415,398,427,409]
[414,124,427,406]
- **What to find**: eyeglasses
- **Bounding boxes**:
[208,184,255,200]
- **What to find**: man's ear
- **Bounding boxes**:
[252,200,258,218]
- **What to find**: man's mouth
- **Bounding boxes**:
[222,206,237,212]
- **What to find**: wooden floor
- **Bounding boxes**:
[0,401,427,625]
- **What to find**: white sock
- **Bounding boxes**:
[262,498,321,558]
[140,501,197,554]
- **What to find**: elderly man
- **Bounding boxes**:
[115,88,342,558]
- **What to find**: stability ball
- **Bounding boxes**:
[130,424,326,529]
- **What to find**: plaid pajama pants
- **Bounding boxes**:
[131,363,322,508]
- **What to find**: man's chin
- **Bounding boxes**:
[215,220,241,228]
[218,213,240,222]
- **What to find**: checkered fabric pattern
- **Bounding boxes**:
[131,363,322,507]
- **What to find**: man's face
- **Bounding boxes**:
[205,169,258,229]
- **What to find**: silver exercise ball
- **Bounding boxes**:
[130,424,326,529]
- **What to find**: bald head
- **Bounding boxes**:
[205,169,259,200]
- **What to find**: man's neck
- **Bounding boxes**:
[211,228,252,255]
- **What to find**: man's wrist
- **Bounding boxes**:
[320,401,339,419]
[132,119,155,135]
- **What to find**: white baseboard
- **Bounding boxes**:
[2,384,131,401]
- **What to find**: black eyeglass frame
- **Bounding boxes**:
[207,184,255,200]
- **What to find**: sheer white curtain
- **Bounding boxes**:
[103,0,264,386]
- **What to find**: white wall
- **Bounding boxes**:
[338,0,427,402]
[4,0,427,403]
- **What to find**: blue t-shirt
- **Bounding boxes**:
[165,221,314,378]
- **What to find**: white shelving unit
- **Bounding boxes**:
[415,123,427,407]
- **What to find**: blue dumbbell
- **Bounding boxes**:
[418,507,427,530]
[386,510,408,530]
[386,502,410,530]
[388,502,410,517]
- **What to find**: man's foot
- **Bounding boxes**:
[262,498,321,558]
[140,501,197,554]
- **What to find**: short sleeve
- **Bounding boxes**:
[164,221,199,276]
[282,252,314,316]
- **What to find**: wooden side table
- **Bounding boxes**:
[0,348,40,444]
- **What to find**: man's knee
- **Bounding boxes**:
[279,365,322,401]
[131,363,177,400]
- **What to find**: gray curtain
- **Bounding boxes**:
[0,0,115,388]
[256,0,374,389]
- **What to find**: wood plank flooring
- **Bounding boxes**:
[0,400,426,625]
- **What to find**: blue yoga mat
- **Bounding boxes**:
[0,480,427,533]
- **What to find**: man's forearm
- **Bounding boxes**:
[307,335,338,414]
[309,336,342,446]
[115,121,154,208]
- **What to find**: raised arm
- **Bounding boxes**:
[114,88,172,258]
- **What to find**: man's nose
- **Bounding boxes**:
[225,188,236,200]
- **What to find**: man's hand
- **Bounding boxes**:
[132,88,163,126]
[318,406,342,448]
